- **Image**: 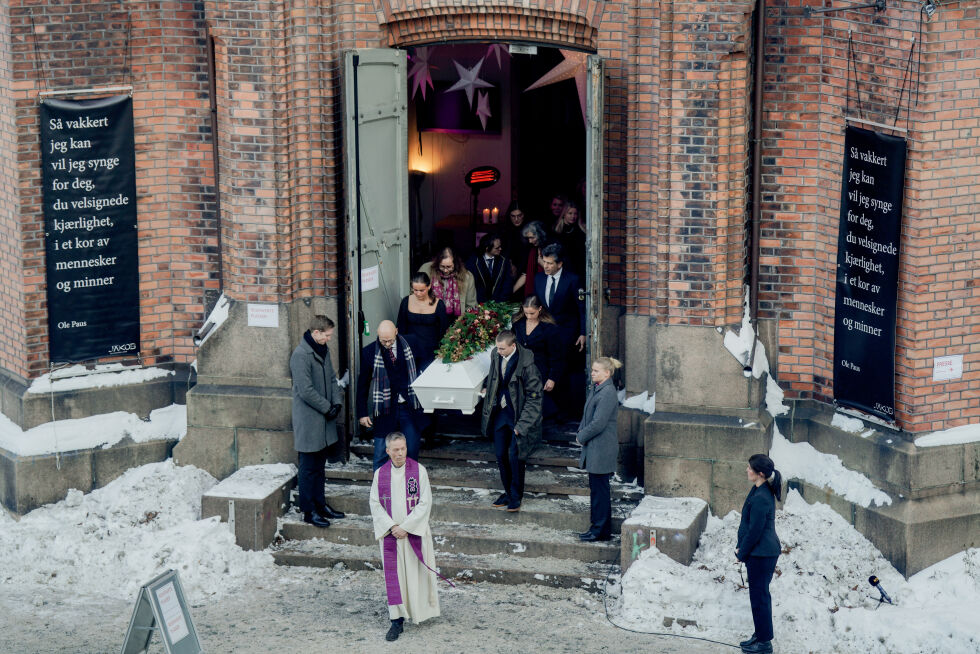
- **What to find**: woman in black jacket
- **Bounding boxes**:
[735,453,782,654]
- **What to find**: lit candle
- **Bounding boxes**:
[491,207,499,223]
[483,208,490,223]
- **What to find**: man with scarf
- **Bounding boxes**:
[369,432,441,641]
[356,320,424,470]
[289,315,345,528]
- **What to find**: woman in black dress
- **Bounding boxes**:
[396,272,448,370]
[735,453,783,654]
[552,201,587,276]
[512,295,562,420]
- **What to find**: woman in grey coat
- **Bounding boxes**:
[575,356,622,542]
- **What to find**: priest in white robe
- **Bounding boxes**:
[369,431,440,641]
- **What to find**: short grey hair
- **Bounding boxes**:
[385,432,407,447]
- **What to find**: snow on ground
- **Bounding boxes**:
[831,411,865,433]
[612,490,980,654]
[915,422,980,447]
[28,363,174,394]
[0,460,274,603]
[0,404,186,456]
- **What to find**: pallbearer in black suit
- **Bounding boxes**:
[735,453,783,654]
[479,330,542,512]
[512,295,563,420]
[466,233,513,303]
[575,357,622,542]
[534,242,586,417]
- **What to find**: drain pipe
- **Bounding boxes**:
[745,0,766,377]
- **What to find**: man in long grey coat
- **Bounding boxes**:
[575,356,621,542]
[290,315,345,528]
[480,329,542,512]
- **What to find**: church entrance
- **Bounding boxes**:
[343,43,603,441]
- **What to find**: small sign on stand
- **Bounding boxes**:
[121,569,202,654]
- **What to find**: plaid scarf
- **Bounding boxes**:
[368,335,419,417]
[434,272,461,317]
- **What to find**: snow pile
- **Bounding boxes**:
[208,463,297,500]
[771,428,891,508]
[621,391,656,414]
[831,412,865,433]
[0,404,186,456]
[623,495,707,529]
[0,461,274,602]
[722,292,787,417]
[28,363,174,394]
[915,423,980,448]
[612,490,980,654]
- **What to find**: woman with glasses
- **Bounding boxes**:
[396,272,449,369]
[418,247,476,320]
[514,221,553,299]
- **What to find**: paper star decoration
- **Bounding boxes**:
[444,58,494,108]
[524,49,589,122]
[486,43,510,70]
[475,91,492,130]
[408,46,435,100]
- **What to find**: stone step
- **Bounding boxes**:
[272,539,616,592]
[281,512,619,563]
[318,483,634,532]
[326,457,644,501]
[349,439,580,469]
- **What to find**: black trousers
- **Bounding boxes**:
[297,445,329,514]
[588,472,613,538]
[492,411,525,503]
[745,555,778,642]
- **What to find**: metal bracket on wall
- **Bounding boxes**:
[804,0,886,17]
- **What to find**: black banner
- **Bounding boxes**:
[833,126,906,422]
[41,95,139,362]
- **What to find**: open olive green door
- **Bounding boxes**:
[343,49,410,414]
[585,55,604,359]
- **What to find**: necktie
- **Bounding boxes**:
[547,275,556,307]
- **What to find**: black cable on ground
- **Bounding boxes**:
[598,492,741,650]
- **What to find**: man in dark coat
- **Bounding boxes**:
[534,242,586,417]
[480,330,542,512]
[356,320,425,470]
[290,315,345,528]
[466,233,513,303]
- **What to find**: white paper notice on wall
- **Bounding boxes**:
[247,303,279,328]
[932,354,963,382]
[361,265,380,291]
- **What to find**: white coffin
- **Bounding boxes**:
[411,348,492,414]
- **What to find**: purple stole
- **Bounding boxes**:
[377,458,453,606]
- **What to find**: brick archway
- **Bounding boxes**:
[373,0,605,51]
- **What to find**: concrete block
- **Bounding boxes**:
[173,425,237,481]
[237,429,298,468]
[646,412,769,462]
[965,442,980,483]
[186,384,291,431]
[93,439,175,489]
[196,300,292,384]
[623,314,656,394]
[711,459,756,517]
[201,464,297,551]
[910,444,963,492]
[644,456,712,502]
[20,376,179,430]
[653,324,763,410]
[11,449,93,514]
[620,495,709,571]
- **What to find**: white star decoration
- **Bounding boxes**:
[408,46,435,100]
[486,44,510,70]
[524,49,589,122]
[475,91,492,130]
[444,58,494,108]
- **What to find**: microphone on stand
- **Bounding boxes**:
[868,575,894,605]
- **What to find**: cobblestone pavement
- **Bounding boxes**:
[0,566,729,654]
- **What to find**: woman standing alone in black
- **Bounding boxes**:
[735,453,782,654]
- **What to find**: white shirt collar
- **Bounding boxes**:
[550,267,563,283]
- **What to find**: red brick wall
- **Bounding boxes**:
[0,0,26,378]
[762,0,980,431]
[8,0,218,373]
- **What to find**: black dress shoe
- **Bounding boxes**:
[741,640,772,653]
[319,504,345,520]
[739,634,759,648]
[491,493,509,508]
[303,511,330,528]
[385,619,404,641]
